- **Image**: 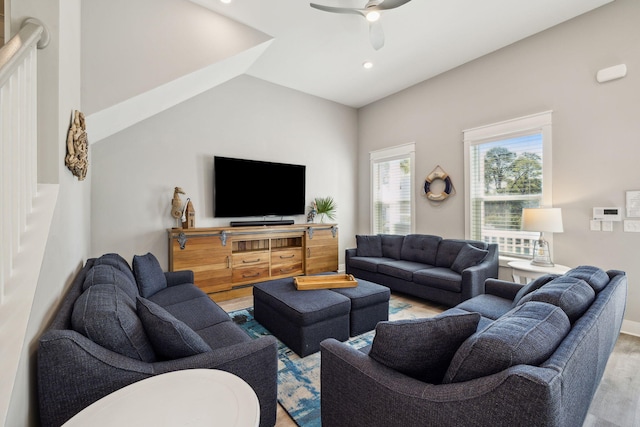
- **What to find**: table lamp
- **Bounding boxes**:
[522,207,563,267]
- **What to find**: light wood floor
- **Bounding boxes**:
[218,293,640,427]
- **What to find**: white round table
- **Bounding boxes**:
[62,369,260,427]
[508,260,571,284]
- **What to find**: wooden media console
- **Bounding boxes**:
[168,224,338,301]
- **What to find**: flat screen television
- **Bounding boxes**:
[214,156,306,218]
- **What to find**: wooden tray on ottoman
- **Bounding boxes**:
[294,274,358,290]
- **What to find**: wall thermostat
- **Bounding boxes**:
[593,207,622,222]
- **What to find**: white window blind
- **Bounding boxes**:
[464,112,552,257]
[370,143,415,235]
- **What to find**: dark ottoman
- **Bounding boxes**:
[253,278,351,357]
[331,279,390,336]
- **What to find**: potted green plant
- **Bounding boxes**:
[312,196,337,223]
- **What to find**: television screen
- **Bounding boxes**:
[214,156,306,218]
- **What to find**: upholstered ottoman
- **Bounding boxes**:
[253,278,351,357]
[330,279,390,336]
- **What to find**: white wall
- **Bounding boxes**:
[90,75,358,269]
[81,0,271,116]
[6,0,90,425]
[358,0,640,327]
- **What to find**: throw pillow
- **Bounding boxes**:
[93,253,137,286]
[136,297,212,360]
[83,264,139,302]
[356,235,383,257]
[451,244,488,274]
[517,276,595,323]
[442,301,570,384]
[133,252,168,298]
[369,312,481,384]
[565,265,609,292]
[511,273,560,307]
[71,284,156,362]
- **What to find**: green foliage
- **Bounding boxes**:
[484,148,542,195]
[313,196,337,222]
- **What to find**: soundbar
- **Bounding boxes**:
[230,220,295,227]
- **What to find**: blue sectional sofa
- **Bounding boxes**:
[346,234,499,306]
[37,253,278,427]
[321,266,627,427]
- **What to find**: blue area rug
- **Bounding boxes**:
[228,299,415,427]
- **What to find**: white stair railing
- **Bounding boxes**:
[0,18,48,303]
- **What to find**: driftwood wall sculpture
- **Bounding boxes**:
[65,110,88,181]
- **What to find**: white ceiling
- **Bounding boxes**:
[190,0,613,108]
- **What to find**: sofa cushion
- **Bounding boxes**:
[369,312,480,384]
[71,284,156,362]
[348,256,393,273]
[413,268,462,293]
[455,294,514,320]
[137,297,212,360]
[435,240,487,268]
[93,253,137,287]
[133,252,167,298]
[443,301,570,383]
[517,276,595,323]
[451,244,488,274]
[378,260,433,281]
[400,234,441,265]
[512,273,560,306]
[356,235,383,257]
[565,265,609,292]
[380,234,404,259]
[83,264,139,302]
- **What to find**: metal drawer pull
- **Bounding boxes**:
[280,254,295,259]
[243,272,261,278]
[242,258,261,264]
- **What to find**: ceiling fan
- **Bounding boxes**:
[310,0,413,50]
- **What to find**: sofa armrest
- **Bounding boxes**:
[320,338,558,427]
[459,243,499,301]
[345,248,357,274]
[484,278,523,300]
[38,329,278,427]
[164,270,194,287]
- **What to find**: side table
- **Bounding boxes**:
[508,260,571,284]
[62,369,260,427]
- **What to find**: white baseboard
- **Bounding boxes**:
[621,319,640,337]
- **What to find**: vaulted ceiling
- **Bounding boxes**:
[190,0,613,108]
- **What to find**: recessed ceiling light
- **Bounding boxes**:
[220,0,232,3]
[363,61,374,69]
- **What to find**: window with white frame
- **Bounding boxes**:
[464,112,553,257]
[370,143,415,235]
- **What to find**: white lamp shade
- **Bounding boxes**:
[522,208,564,233]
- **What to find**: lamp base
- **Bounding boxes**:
[531,239,554,267]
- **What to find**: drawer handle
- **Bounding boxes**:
[242,272,261,278]
[279,267,295,273]
[242,258,261,264]
[280,254,295,259]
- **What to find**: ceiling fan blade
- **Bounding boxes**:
[373,0,412,11]
[369,21,385,50]
[310,3,364,16]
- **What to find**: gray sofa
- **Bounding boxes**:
[37,253,278,427]
[346,234,499,306]
[321,265,627,427]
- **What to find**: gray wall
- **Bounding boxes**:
[90,75,358,269]
[358,0,640,327]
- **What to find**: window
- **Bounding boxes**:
[370,143,415,235]
[464,112,553,257]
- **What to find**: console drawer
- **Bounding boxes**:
[232,251,270,268]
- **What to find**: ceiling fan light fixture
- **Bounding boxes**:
[365,11,381,22]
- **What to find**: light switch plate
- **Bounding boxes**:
[590,220,601,231]
[624,220,640,232]
[602,221,613,232]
